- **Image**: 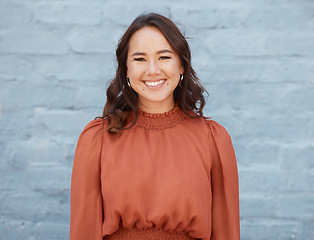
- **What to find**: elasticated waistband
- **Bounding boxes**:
[104,227,195,239]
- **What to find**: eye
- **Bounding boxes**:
[159,56,171,60]
[134,57,145,62]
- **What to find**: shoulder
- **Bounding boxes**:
[73,119,106,174]
[185,116,230,135]
[182,116,232,142]
[81,118,106,132]
[206,119,230,134]
[205,119,233,143]
[77,118,107,144]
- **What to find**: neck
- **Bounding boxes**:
[138,100,175,114]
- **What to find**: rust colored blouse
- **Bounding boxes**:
[70,106,240,240]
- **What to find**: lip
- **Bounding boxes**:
[143,79,166,89]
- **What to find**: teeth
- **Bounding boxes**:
[145,80,165,86]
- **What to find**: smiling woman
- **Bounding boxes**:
[70,13,240,240]
[126,26,183,113]
[101,13,207,134]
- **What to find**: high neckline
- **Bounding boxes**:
[134,105,187,130]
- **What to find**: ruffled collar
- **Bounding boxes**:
[133,105,187,130]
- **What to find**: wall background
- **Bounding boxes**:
[0,0,314,239]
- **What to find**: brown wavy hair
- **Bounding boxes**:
[99,13,208,134]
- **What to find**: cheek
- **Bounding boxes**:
[127,66,134,77]
[169,68,180,80]
[128,65,145,79]
[169,61,183,76]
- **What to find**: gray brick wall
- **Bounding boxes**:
[1,0,313,239]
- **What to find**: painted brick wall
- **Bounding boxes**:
[0,0,313,239]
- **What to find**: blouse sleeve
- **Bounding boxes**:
[70,119,104,240]
[207,120,240,240]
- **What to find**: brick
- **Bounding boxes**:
[206,82,283,114]
[0,107,96,142]
[171,4,250,29]
[0,1,32,30]
[0,220,69,240]
[0,220,34,240]
[277,194,314,219]
[77,85,106,109]
[240,196,277,218]
[31,108,96,134]
[0,56,34,80]
[34,221,70,240]
[280,171,308,193]
[0,138,72,172]
[0,29,69,54]
[268,31,314,57]
[280,145,314,171]
[68,26,116,53]
[241,219,303,240]
[25,166,71,192]
[239,116,310,142]
[203,29,314,56]
[304,219,314,240]
[309,118,314,139]
[239,168,286,195]
[194,56,314,84]
[33,55,114,82]
[0,109,34,139]
[33,2,102,25]
[1,80,80,110]
[267,168,314,194]
[234,142,280,167]
[103,1,170,26]
[243,5,314,30]
[279,84,314,113]
[1,192,69,222]
[303,170,314,192]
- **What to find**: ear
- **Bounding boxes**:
[180,65,184,75]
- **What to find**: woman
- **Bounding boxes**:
[70,13,240,240]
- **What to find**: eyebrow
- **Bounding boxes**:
[157,49,173,54]
[131,49,173,57]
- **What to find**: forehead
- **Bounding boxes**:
[128,26,172,52]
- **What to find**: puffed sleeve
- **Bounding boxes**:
[70,119,104,240]
[207,120,240,240]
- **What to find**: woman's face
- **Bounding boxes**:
[126,26,183,113]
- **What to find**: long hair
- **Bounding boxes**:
[100,13,207,134]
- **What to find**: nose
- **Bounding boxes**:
[145,61,160,75]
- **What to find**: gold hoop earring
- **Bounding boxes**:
[179,74,183,87]
[127,77,131,87]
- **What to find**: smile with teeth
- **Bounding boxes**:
[144,80,165,86]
